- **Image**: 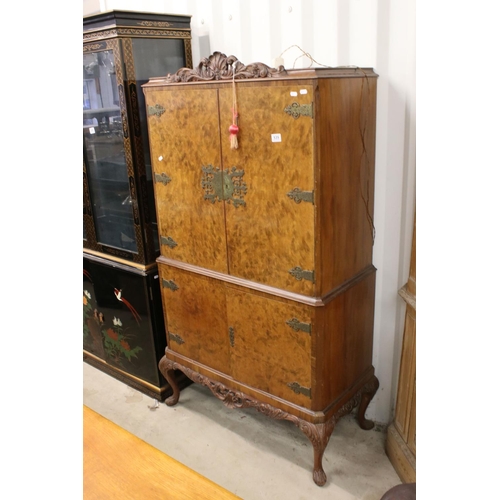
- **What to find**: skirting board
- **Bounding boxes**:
[385,423,416,483]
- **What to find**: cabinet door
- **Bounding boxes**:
[226,286,313,409]
[83,45,139,255]
[219,83,315,295]
[158,264,231,375]
[146,88,228,273]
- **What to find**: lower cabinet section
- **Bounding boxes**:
[157,260,379,486]
[159,264,313,408]
[83,253,189,400]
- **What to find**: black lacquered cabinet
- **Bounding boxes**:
[83,254,172,399]
[83,10,192,264]
[83,10,192,398]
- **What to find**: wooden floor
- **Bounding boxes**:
[83,405,241,499]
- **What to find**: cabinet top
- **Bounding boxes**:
[83,9,192,34]
[142,51,377,88]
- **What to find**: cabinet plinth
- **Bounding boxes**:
[143,52,379,485]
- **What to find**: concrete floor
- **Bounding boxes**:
[83,362,401,500]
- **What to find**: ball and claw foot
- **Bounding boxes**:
[307,420,335,487]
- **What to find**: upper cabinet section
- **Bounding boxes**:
[83,10,192,266]
[146,81,315,293]
[144,52,378,297]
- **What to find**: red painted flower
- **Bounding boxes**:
[107,329,119,341]
[120,340,131,351]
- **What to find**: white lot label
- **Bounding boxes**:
[271,133,282,142]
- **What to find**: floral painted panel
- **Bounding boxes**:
[83,258,166,387]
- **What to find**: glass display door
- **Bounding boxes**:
[83,48,138,254]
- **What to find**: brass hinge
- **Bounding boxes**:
[287,188,314,205]
[161,236,177,249]
[162,279,179,291]
[287,382,311,398]
[229,327,235,347]
[155,173,171,185]
[169,332,185,345]
[284,102,313,119]
[148,104,166,117]
[286,318,312,334]
[288,266,315,283]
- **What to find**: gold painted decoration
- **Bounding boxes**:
[118,85,129,138]
[137,20,172,27]
[83,42,106,52]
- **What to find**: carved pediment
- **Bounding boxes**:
[166,51,286,83]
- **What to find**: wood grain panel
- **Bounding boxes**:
[394,308,416,439]
[225,285,313,408]
[385,423,416,484]
[219,82,315,295]
[144,87,228,273]
[84,405,241,500]
[313,271,376,410]
[386,214,415,483]
[158,264,230,374]
[316,76,377,294]
[407,381,416,455]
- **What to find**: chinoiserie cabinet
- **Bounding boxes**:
[143,52,380,485]
[83,10,192,400]
[83,254,168,399]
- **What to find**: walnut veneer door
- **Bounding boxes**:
[225,286,313,409]
[146,87,228,273]
[158,264,231,375]
[219,83,315,295]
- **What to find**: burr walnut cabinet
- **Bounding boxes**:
[143,52,379,486]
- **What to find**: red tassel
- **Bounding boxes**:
[229,124,239,149]
[230,72,239,149]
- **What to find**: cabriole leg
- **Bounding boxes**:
[297,419,336,486]
[158,356,180,406]
[357,375,380,430]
